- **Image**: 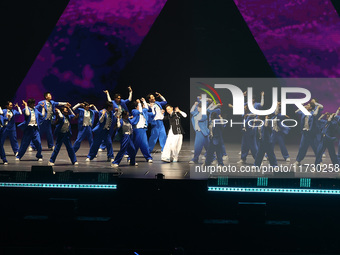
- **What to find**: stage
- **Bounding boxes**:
[1,140,340,180]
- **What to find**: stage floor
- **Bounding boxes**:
[1,140,340,180]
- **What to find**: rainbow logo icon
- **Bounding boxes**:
[197,82,223,105]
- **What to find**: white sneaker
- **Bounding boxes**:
[15,157,20,161]
[322,153,326,158]
[161,158,171,163]
[124,154,129,158]
[4,162,8,165]
[148,159,153,163]
[238,151,241,155]
[263,157,268,161]
[111,164,119,168]
[201,156,206,160]
[130,163,138,166]
[237,159,246,164]
[74,162,78,166]
[223,155,229,161]
[98,148,103,152]
[28,147,33,152]
[286,157,291,162]
[173,158,178,163]
[85,158,90,162]
[48,162,55,166]
[38,158,43,162]
[294,161,301,166]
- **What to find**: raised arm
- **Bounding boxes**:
[313,105,321,116]
[90,104,99,112]
[260,91,264,107]
[99,110,106,123]
[104,90,112,102]
[190,102,198,113]
[23,101,29,116]
[127,86,132,102]
[175,107,187,118]
[72,103,81,111]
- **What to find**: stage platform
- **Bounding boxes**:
[1,140,340,180]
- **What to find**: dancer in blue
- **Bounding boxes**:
[130,98,153,162]
[16,99,45,161]
[189,101,209,164]
[0,107,8,164]
[30,92,70,151]
[315,111,339,167]
[86,101,115,162]
[147,92,167,153]
[48,106,78,166]
[112,111,138,167]
[236,105,258,164]
[254,116,278,167]
[294,103,322,166]
[72,102,99,153]
[203,112,225,166]
[271,102,290,162]
[1,102,22,156]
[100,87,132,151]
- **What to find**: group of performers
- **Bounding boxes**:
[0,87,187,168]
[191,91,340,168]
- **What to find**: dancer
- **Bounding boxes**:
[254,116,278,167]
[48,106,78,166]
[30,92,70,151]
[86,101,115,162]
[0,107,8,164]
[189,101,209,164]
[315,111,339,167]
[130,98,153,162]
[294,103,322,166]
[161,105,187,163]
[100,87,132,151]
[147,92,167,153]
[16,99,45,161]
[112,111,137,167]
[1,102,22,156]
[72,102,99,153]
[237,105,258,164]
[271,102,290,162]
[203,112,225,166]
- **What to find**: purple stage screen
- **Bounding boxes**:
[14,0,167,106]
[234,0,340,112]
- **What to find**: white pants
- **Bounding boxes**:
[161,127,183,160]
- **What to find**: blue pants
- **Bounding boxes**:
[254,141,277,167]
[133,128,152,160]
[192,131,209,162]
[88,129,114,160]
[315,138,338,165]
[241,132,258,161]
[99,127,114,150]
[296,131,317,162]
[271,131,289,160]
[50,132,77,164]
[73,126,93,153]
[31,119,54,149]
[17,126,42,159]
[113,134,136,165]
[205,140,223,165]
[148,120,167,152]
[1,127,19,154]
[221,142,227,156]
[337,141,340,162]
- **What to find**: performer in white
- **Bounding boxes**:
[161,105,187,163]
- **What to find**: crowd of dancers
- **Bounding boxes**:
[191,91,340,169]
[0,87,187,168]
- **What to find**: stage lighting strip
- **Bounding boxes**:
[208,187,340,195]
[0,183,117,190]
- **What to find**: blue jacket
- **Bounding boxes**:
[147,100,167,124]
[2,109,21,130]
[92,110,115,134]
[74,108,97,128]
[130,108,149,129]
[255,124,272,144]
[18,107,44,131]
[191,106,209,137]
[36,100,60,121]
[319,119,338,142]
[112,99,130,113]
[271,114,290,135]
[54,114,75,135]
